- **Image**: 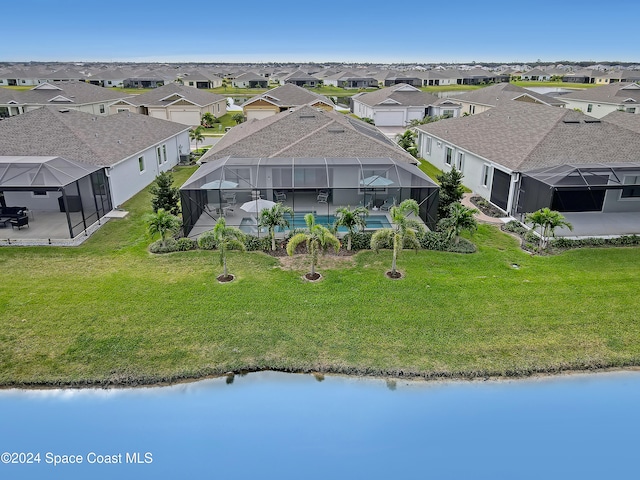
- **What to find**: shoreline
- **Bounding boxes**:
[2,362,640,391]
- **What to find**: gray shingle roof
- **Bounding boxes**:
[0,106,189,166]
[449,82,565,107]
[118,82,225,107]
[601,110,640,134]
[416,101,640,172]
[560,82,640,105]
[243,83,333,108]
[199,105,416,164]
[0,80,130,106]
[353,83,439,107]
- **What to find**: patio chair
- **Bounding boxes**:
[359,195,373,210]
[380,197,396,211]
[317,192,329,204]
[10,215,29,230]
[275,191,287,202]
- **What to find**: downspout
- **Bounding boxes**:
[507,172,520,216]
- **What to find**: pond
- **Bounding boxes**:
[1,371,638,479]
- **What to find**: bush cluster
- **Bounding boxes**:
[244,235,272,252]
[552,235,640,249]
[149,238,178,254]
[502,220,528,236]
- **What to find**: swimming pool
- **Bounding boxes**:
[291,213,391,231]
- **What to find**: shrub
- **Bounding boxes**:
[349,231,374,250]
[551,235,640,250]
[503,220,528,236]
[175,237,197,251]
[244,235,271,251]
[149,238,178,254]
[197,231,217,250]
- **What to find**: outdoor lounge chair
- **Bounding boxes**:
[380,197,396,211]
[317,192,329,203]
[10,215,29,229]
[275,191,287,202]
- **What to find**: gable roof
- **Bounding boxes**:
[0,80,130,106]
[416,101,640,172]
[119,82,225,107]
[561,82,640,105]
[353,83,439,107]
[601,110,640,134]
[449,82,565,107]
[243,83,333,109]
[0,106,190,166]
[199,104,417,164]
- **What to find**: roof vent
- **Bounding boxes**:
[562,120,580,124]
[299,114,316,119]
[328,127,345,133]
[58,109,70,113]
[584,119,601,123]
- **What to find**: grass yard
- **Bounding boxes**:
[1,165,639,387]
[201,112,241,135]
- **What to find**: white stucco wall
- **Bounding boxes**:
[561,99,639,118]
[107,130,189,206]
[602,170,640,212]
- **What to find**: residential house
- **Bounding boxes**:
[0,106,190,209]
[232,72,268,88]
[449,83,565,116]
[323,71,378,89]
[560,82,640,118]
[281,70,320,87]
[415,101,640,236]
[520,68,552,81]
[351,83,461,126]
[0,81,130,118]
[108,83,227,126]
[180,70,223,89]
[242,83,333,121]
[182,105,439,237]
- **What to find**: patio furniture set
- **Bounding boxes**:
[0,206,30,229]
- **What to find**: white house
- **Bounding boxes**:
[0,107,190,207]
[560,82,640,118]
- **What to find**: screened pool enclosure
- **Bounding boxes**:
[181,157,439,237]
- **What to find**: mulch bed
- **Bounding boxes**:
[470,196,506,218]
[217,274,235,283]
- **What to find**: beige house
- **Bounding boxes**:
[242,83,333,121]
[109,83,227,126]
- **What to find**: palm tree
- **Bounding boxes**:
[334,206,368,251]
[370,199,425,278]
[396,129,418,157]
[146,209,182,247]
[286,213,340,279]
[189,126,205,152]
[258,203,294,251]
[201,112,217,128]
[211,217,246,280]
[438,202,478,244]
[525,208,573,249]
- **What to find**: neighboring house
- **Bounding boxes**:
[181,105,439,237]
[415,101,640,236]
[323,71,378,88]
[232,72,268,88]
[108,83,227,126]
[421,70,462,87]
[123,70,168,88]
[0,106,190,208]
[0,81,130,118]
[382,74,423,87]
[562,69,596,84]
[449,83,565,116]
[242,83,333,121]
[281,70,320,87]
[459,68,510,85]
[560,82,640,118]
[601,109,640,133]
[520,68,552,81]
[351,83,460,126]
[85,67,133,88]
[180,70,224,89]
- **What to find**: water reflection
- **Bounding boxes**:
[1,371,639,480]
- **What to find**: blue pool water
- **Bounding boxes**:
[291,213,391,231]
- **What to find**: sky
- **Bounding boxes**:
[2,0,639,64]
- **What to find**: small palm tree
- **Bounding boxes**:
[189,126,205,152]
[438,202,478,244]
[211,217,246,280]
[334,206,369,251]
[146,209,182,247]
[371,199,425,278]
[525,208,573,249]
[201,112,217,128]
[396,129,418,157]
[259,203,294,251]
[286,213,340,279]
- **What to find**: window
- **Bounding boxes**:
[445,146,453,165]
[456,152,464,170]
[626,107,636,113]
[469,105,475,114]
[189,81,194,86]
[107,81,112,85]
[217,103,220,113]
[99,104,105,114]
[443,109,454,118]
[423,136,432,156]
[587,104,593,113]
[162,145,167,163]
[117,108,129,113]
[32,190,48,197]
[138,156,145,173]
[621,175,640,198]
[481,165,491,187]
[157,147,162,165]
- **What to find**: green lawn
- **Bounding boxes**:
[1,166,639,386]
[201,112,241,135]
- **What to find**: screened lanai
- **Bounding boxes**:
[0,156,112,239]
[181,157,439,238]
[516,163,640,214]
